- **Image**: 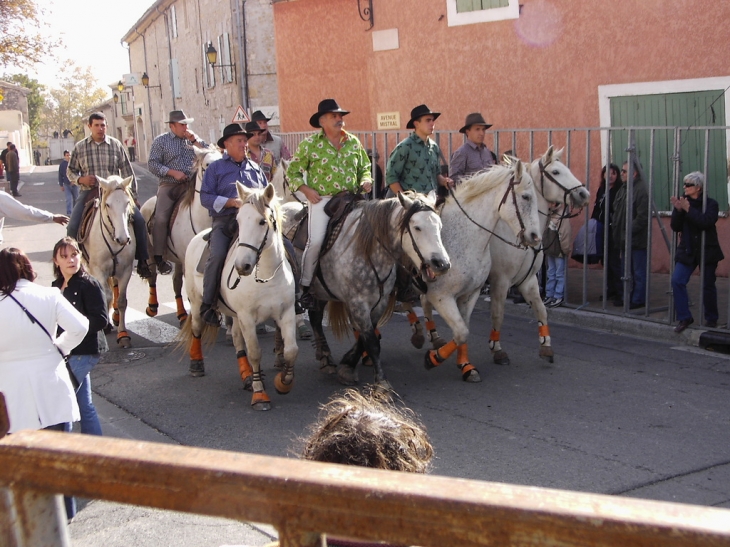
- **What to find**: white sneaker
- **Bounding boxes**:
[547,297,563,308]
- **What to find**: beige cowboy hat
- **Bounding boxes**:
[459,112,492,133]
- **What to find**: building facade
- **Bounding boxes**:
[0,80,32,167]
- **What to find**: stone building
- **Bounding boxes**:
[118,0,281,162]
[0,80,32,166]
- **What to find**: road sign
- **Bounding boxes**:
[232,106,250,123]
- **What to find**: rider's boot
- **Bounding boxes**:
[298,286,316,310]
[154,254,173,275]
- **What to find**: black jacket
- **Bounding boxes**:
[670,194,724,266]
[53,271,108,355]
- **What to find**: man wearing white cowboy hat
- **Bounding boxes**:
[147,110,208,274]
[251,110,291,164]
[386,104,453,196]
[286,98,372,309]
[449,112,495,184]
[199,123,267,325]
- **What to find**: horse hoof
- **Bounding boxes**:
[410,332,425,349]
[362,355,373,367]
[274,372,294,394]
[424,350,444,370]
[463,369,481,383]
[493,351,510,366]
[539,347,554,363]
[337,364,358,386]
[252,401,271,411]
[431,336,447,350]
[112,310,120,327]
[116,331,131,348]
[189,360,205,377]
[251,391,271,411]
[297,323,312,340]
[177,312,188,326]
[319,356,337,375]
[146,305,158,317]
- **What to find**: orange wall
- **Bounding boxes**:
[273,0,729,132]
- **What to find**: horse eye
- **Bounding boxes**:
[414,225,422,232]
[552,170,560,175]
[522,194,531,201]
[259,219,266,225]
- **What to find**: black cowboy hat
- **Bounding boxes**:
[244,121,264,135]
[406,104,440,129]
[217,123,252,149]
[310,98,350,128]
[250,110,271,123]
[459,112,492,133]
[166,110,194,124]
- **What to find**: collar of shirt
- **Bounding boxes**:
[86,135,112,146]
[466,140,486,151]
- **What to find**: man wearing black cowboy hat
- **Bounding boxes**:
[148,110,208,274]
[286,98,372,309]
[386,104,453,195]
[244,121,275,181]
[251,110,291,164]
[199,123,267,325]
[449,112,495,184]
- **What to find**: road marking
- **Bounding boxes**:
[123,306,181,344]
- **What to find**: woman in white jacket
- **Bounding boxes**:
[0,247,88,433]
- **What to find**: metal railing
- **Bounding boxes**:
[281,126,730,328]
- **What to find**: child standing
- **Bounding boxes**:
[543,203,572,308]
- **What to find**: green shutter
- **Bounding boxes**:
[610,91,727,210]
[456,0,509,13]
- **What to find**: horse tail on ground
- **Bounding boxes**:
[327,301,352,340]
[176,313,220,357]
[376,292,397,330]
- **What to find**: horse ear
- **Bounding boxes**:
[554,147,565,161]
[513,159,524,180]
[237,182,252,201]
[398,190,414,210]
[542,145,555,165]
[97,176,110,190]
[121,176,134,189]
[263,183,276,204]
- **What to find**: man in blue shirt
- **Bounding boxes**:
[199,123,267,325]
[148,110,208,274]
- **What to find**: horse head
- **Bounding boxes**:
[533,146,590,209]
[193,146,223,190]
[98,175,134,246]
[234,183,282,277]
[271,159,299,203]
[500,160,542,248]
[397,191,451,282]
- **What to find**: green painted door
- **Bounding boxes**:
[610,90,727,210]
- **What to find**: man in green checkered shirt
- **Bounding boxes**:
[286,99,372,309]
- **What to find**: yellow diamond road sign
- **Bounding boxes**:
[232,106,249,123]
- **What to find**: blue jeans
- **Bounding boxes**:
[68,189,149,261]
[619,249,647,305]
[68,354,103,436]
[62,182,79,215]
[672,260,719,323]
[546,255,566,299]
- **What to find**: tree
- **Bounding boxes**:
[0,0,57,69]
[40,62,108,141]
[1,74,45,142]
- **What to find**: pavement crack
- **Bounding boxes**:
[610,459,730,496]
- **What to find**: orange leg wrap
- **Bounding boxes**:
[116,330,130,341]
[459,362,477,378]
[374,328,380,337]
[426,320,437,332]
[407,312,419,325]
[251,391,271,405]
[238,355,253,381]
[538,325,550,337]
[456,343,469,365]
[148,287,158,306]
[176,296,188,322]
[436,339,458,361]
[490,329,500,342]
[112,285,120,309]
[190,336,203,361]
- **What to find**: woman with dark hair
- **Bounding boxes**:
[591,163,623,300]
[0,247,87,433]
[52,237,108,435]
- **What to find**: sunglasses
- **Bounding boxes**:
[620,169,627,173]
[683,183,696,188]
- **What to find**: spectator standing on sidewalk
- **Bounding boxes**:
[542,203,572,308]
[670,171,724,333]
[6,144,20,197]
[58,150,78,216]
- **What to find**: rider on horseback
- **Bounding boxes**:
[286,99,372,310]
[199,123,267,326]
[66,112,152,279]
[148,110,208,275]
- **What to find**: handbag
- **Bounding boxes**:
[7,293,81,392]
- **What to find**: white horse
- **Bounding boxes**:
[80,176,137,348]
[270,159,303,204]
[486,146,590,365]
[182,183,297,411]
[419,160,542,382]
[140,145,221,324]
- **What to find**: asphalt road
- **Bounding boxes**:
[5,165,730,547]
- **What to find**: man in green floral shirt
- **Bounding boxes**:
[287,99,372,308]
[386,104,453,195]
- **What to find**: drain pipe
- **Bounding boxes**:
[134,27,156,130]
[233,0,250,112]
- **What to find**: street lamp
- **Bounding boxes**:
[141,72,162,96]
[205,42,236,70]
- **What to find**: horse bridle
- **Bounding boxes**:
[228,206,283,288]
[99,187,133,277]
[447,174,530,250]
[538,160,582,219]
[400,198,437,273]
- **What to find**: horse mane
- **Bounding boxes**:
[180,172,197,209]
[451,164,514,204]
[100,176,135,211]
[354,192,434,258]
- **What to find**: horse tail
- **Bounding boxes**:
[176,313,220,357]
[376,291,397,330]
[327,301,351,340]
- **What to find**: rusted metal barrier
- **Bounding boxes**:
[1,425,730,547]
